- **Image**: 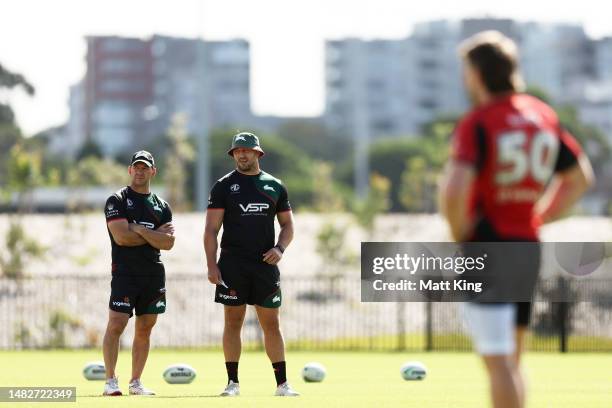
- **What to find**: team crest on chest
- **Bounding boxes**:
[230,184,240,193]
[147,196,162,213]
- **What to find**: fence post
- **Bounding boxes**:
[558,277,569,353]
[425,302,433,351]
[397,302,405,351]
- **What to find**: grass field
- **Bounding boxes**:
[0,350,611,407]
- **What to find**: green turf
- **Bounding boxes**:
[0,350,610,407]
[285,333,612,352]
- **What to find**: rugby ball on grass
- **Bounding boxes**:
[400,361,427,381]
[301,362,326,382]
[163,364,196,384]
[82,361,106,381]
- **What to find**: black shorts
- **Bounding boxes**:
[109,273,166,317]
[515,302,532,327]
[214,255,282,308]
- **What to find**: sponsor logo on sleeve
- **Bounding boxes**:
[106,202,119,217]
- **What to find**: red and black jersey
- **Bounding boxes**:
[451,93,582,241]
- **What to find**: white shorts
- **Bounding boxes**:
[462,303,516,355]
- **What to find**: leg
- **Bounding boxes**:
[255,306,285,363]
[131,314,158,382]
[513,302,531,367]
[463,303,517,408]
[513,326,528,408]
[223,305,247,363]
[513,301,532,408]
[255,305,297,394]
[102,310,129,380]
[482,355,522,408]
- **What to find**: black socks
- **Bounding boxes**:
[225,361,239,384]
[272,361,287,386]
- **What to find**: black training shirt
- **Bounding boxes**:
[105,186,172,275]
[208,170,291,260]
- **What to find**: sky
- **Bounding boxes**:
[0,0,610,135]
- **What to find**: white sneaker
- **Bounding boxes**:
[103,377,122,396]
[275,382,300,396]
[128,379,156,396]
[220,380,240,397]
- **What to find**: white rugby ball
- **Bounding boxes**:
[400,361,427,381]
[82,361,106,381]
[301,362,326,382]
[163,364,196,384]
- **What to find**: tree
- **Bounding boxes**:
[311,161,346,213]
[6,144,43,212]
[208,128,316,209]
[399,156,438,213]
[350,123,449,212]
[164,113,195,211]
[352,173,391,235]
[76,139,103,160]
[0,63,35,126]
[67,157,126,187]
[0,63,34,195]
[277,119,352,162]
[0,219,46,279]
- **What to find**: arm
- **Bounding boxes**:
[276,210,294,250]
[107,219,148,246]
[263,210,294,265]
[131,223,175,250]
[438,160,476,242]
[204,209,224,284]
[535,153,595,223]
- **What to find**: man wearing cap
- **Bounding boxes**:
[102,150,175,396]
[204,132,299,397]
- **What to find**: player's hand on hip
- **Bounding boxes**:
[207,264,222,285]
[157,222,175,235]
[263,247,282,265]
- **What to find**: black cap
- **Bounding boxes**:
[130,150,155,167]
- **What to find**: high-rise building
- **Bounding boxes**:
[324,18,608,193]
[594,37,612,82]
[78,35,251,158]
[521,23,594,102]
[48,81,86,158]
[84,36,153,157]
[325,19,603,140]
[324,18,525,143]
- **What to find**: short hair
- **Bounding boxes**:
[458,30,525,94]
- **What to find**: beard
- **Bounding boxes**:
[236,160,255,172]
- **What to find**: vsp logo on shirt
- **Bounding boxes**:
[239,203,269,213]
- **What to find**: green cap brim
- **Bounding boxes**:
[227,146,265,157]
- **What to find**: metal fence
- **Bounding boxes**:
[1,275,611,352]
